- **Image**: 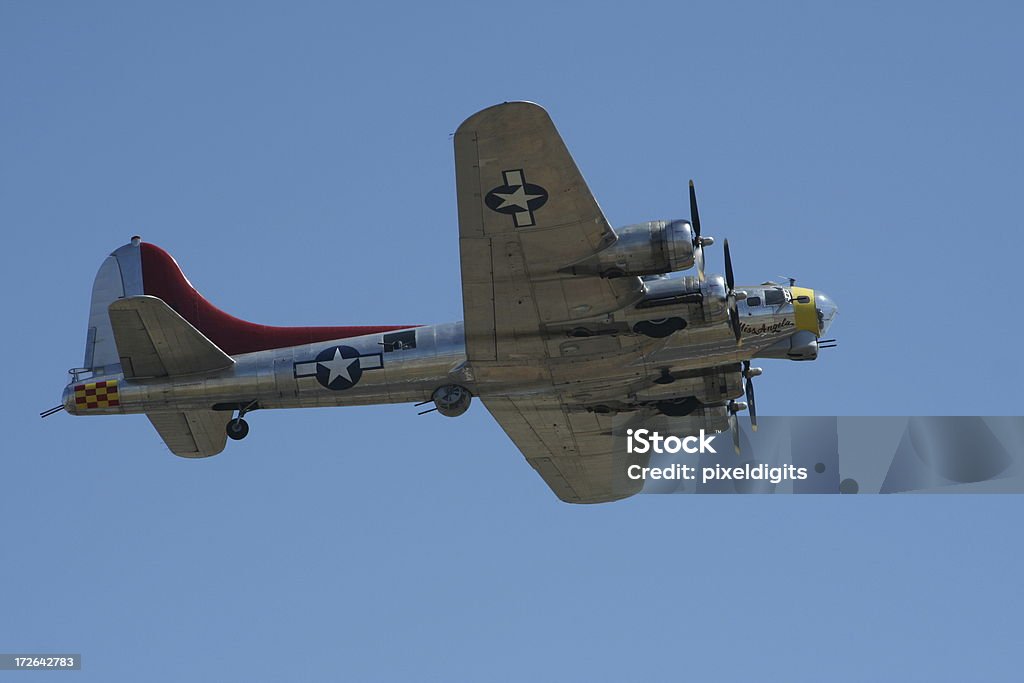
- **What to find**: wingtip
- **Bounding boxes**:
[455,101,552,137]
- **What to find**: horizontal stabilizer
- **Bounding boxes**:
[109,295,234,378]
[147,410,229,458]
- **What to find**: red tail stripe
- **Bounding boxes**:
[140,243,415,356]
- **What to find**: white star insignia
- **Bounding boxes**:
[318,347,359,385]
[494,185,543,211]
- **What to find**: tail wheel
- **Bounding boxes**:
[226,418,249,440]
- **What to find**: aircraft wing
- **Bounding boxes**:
[455,102,659,502]
[484,396,647,503]
[485,396,732,503]
[454,101,645,365]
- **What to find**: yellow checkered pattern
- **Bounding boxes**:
[74,380,120,410]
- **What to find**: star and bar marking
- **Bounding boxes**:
[484,169,549,228]
[293,345,384,391]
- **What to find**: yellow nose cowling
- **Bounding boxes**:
[790,286,819,336]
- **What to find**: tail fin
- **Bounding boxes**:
[83,236,144,374]
[83,237,413,371]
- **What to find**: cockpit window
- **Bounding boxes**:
[746,296,762,306]
[764,288,785,306]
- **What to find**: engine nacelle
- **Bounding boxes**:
[567,220,696,278]
[631,273,729,324]
[635,366,745,406]
[698,274,730,321]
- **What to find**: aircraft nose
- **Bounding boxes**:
[815,291,838,334]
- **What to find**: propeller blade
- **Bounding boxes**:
[722,239,742,344]
[689,180,706,282]
[688,179,701,239]
[728,412,741,454]
[743,361,758,432]
[728,399,747,454]
[723,239,735,291]
[729,306,742,344]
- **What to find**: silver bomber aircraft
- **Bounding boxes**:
[47,102,837,504]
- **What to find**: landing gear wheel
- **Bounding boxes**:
[656,396,701,417]
[226,418,249,440]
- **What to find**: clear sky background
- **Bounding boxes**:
[2,1,1022,681]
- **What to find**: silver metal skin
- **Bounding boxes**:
[568,220,696,278]
[63,278,836,417]
[58,102,839,503]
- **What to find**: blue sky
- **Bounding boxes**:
[2,2,1022,680]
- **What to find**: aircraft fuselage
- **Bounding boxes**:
[63,281,834,418]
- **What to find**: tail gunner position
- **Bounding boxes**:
[45,102,837,504]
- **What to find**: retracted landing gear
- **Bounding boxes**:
[416,384,472,417]
[632,317,686,339]
[225,400,259,440]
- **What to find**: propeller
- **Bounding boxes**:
[742,361,762,431]
[688,180,713,282]
[727,399,748,454]
[723,239,745,344]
